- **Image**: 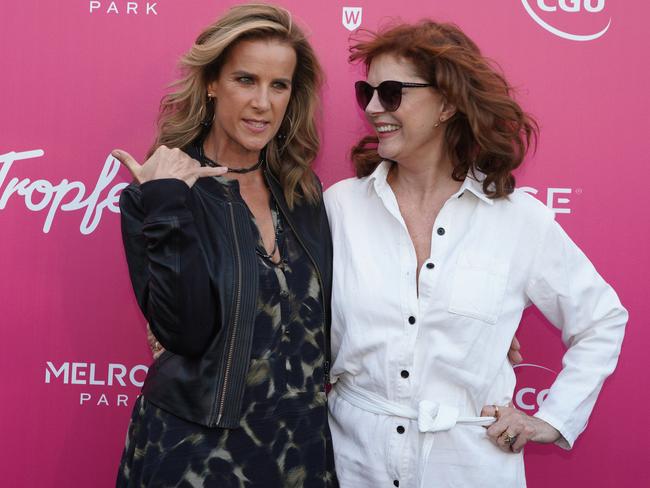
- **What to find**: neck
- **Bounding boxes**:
[203,132,261,171]
[389,146,459,199]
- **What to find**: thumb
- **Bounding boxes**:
[112,149,141,178]
[196,166,229,178]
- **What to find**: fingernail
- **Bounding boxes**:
[112,150,121,158]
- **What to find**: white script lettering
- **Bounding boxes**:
[0,149,129,234]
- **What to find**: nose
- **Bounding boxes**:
[365,88,384,114]
[252,86,271,112]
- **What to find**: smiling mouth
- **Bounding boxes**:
[376,124,400,134]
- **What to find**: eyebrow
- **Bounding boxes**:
[231,70,292,85]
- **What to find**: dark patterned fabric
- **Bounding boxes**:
[117,179,336,488]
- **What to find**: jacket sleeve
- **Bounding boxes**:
[119,178,218,357]
[525,217,628,449]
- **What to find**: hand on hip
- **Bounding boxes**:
[481,404,561,453]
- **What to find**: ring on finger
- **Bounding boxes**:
[502,432,517,446]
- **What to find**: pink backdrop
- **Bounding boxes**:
[2,1,648,486]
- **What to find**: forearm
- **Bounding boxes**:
[121,179,218,356]
[534,301,627,448]
[526,219,628,448]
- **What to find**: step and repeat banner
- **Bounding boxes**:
[1,1,648,486]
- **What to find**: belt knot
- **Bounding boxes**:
[417,401,460,432]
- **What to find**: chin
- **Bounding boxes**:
[377,140,402,161]
[247,141,270,152]
[377,145,401,163]
[238,134,274,153]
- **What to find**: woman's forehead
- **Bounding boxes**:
[225,38,296,70]
[368,54,421,80]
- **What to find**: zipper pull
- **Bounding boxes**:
[324,360,331,387]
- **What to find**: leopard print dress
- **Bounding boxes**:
[117,180,337,488]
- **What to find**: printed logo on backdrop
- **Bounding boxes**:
[342,7,363,31]
[521,0,611,41]
[513,363,556,413]
[45,360,148,407]
[519,186,579,214]
[0,150,127,234]
[89,1,159,15]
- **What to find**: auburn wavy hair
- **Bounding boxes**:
[150,4,323,208]
[349,21,538,198]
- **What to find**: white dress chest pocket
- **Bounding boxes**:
[448,253,509,325]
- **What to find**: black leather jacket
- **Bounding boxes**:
[119,147,332,428]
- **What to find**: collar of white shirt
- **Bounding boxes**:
[368,160,494,205]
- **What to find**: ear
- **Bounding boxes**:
[440,100,457,122]
[206,79,219,100]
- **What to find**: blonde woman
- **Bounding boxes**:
[114,5,336,487]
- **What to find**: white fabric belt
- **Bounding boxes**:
[334,376,495,488]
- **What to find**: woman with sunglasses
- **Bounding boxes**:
[113,4,337,487]
[324,21,627,487]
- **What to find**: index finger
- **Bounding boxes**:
[480,404,499,418]
[196,166,229,178]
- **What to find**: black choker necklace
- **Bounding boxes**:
[197,144,264,174]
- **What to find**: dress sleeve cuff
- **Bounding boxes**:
[140,178,191,219]
[534,410,574,450]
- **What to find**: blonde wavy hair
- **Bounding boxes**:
[150,3,323,207]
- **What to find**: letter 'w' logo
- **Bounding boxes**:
[342,7,362,31]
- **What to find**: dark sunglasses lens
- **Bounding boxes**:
[378,81,402,112]
[355,81,373,110]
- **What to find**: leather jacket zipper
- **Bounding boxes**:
[215,203,243,424]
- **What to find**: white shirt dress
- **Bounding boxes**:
[324,161,627,488]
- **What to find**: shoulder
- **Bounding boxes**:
[323,177,369,227]
[484,189,557,245]
[501,188,555,225]
[324,176,370,208]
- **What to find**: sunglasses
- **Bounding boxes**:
[355,80,434,112]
